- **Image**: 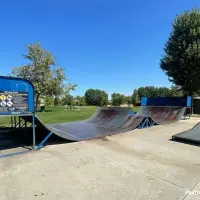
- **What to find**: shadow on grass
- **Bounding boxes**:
[37,110,53,113]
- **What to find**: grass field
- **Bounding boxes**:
[0,106,140,126]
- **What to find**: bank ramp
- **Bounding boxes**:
[172,122,200,144]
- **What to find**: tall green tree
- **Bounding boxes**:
[132,89,140,105]
[124,96,132,106]
[62,94,74,106]
[145,86,157,97]
[160,8,200,96]
[85,89,108,106]
[156,87,171,97]
[133,86,183,100]
[170,85,184,97]
[137,86,157,98]
[54,97,60,106]
[44,96,54,106]
[12,43,76,109]
[111,93,125,106]
[137,87,147,99]
[74,96,86,106]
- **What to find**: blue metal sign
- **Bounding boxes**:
[0,76,34,114]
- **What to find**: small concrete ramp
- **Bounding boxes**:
[23,106,186,142]
[172,122,200,144]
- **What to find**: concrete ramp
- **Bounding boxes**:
[23,106,186,142]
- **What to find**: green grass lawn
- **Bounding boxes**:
[38,106,96,124]
[132,106,140,113]
[0,106,140,126]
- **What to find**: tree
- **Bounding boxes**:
[146,86,157,97]
[12,43,76,110]
[85,89,108,106]
[62,94,74,106]
[132,89,140,105]
[74,96,86,106]
[137,87,147,99]
[124,96,132,106]
[44,96,54,106]
[54,97,60,106]
[133,86,184,101]
[137,86,157,98]
[170,85,184,97]
[156,87,171,97]
[160,8,200,96]
[111,93,125,106]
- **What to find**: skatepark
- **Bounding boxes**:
[0,76,194,153]
[1,117,200,200]
[1,76,200,199]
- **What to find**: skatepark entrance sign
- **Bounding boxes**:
[0,91,29,113]
[0,76,34,115]
[0,76,36,158]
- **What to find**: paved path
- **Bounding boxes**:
[1,118,200,200]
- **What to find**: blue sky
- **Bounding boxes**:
[0,0,199,98]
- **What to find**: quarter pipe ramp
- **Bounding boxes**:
[23,106,186,142]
